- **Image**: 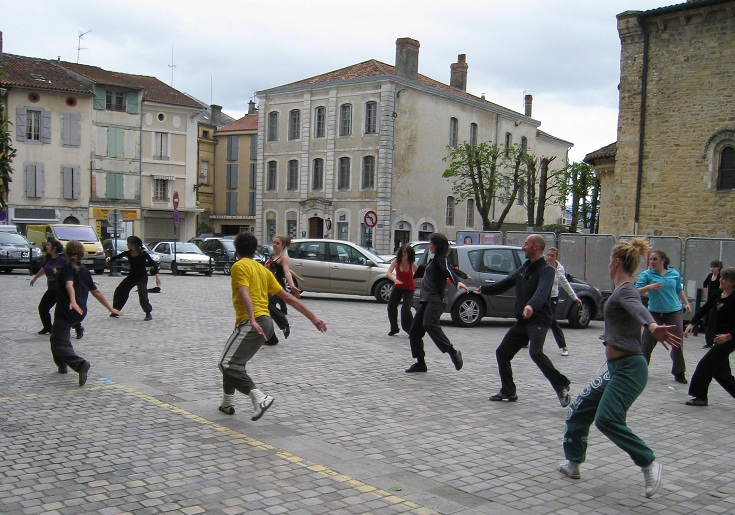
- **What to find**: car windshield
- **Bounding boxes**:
[0,233,30,245]
[172,243,203,254]
[358,246,386,263]
[221,240,235,251]
[53,226,99,242]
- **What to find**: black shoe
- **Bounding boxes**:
[489,392,518,402]
[78,361,91,387]
[675,374,688,384]
[263,335,279,346]
[685,398,708,406]
[451,350,463,371]
[703,343,714,349]
[109,313,119,318]
[388,329,400,336]
[144,313,152,321]
[75,325,84,340]
[405,362,427,373]
[283,324,290,339]
[57,366,68,374]
[38,328,51,335]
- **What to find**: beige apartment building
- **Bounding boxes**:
[255,38,573,253]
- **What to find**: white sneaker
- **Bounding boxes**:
[642,461,662,498]
[248,389,274,421]
[561,348,569,356]
[558,461,580,479]
[557,387,571,408]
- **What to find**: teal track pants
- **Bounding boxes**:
[563,354,655,468]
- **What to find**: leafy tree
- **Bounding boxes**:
[0,102,16,211]
[556,162,600,233]
[443,142,529,231]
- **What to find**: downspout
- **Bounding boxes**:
[633,17,649,235]
[138,92,144,237]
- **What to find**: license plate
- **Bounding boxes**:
[21,251,29,258]
[82,259,93,265]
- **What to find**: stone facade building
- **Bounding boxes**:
[255,38,573,253]
[599,0,735,238]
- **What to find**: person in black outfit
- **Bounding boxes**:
[702,260,723,348]
[684,267,735,406]
[265,235,301,345]
[473,234,571,407]
[406,233,467,373]
[106,236,161,321]
[51,241,121,385]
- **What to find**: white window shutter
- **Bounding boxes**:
[16,108,26,142]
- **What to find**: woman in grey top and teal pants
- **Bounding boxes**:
[559,238,681,499]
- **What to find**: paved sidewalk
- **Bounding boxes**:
[2,271,735,514]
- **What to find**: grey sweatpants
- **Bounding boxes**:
[218,316,274,396]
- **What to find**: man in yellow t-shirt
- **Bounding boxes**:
[218,232,327,421]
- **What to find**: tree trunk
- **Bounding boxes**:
[535,158,549,227]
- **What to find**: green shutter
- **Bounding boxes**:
[93,86,105,110]
[126,92,139,115]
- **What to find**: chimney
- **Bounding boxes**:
[210,104,222,126]
[0,32,3,67]
[395,37,420,80]
[450,54,468,92]
[248,99,257,115]
[524,94,533,117]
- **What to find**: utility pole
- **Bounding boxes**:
[77,30,91,63]
[168,46,176,86]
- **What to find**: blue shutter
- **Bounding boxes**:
[93,86,105,110]
[126,92,139,115]
[16,108,26,142]
[41,110,52,144]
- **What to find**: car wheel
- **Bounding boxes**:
[451,295,485,327]
[95,268,105,275]
[568,298,592,329]
[285,278,299,294]
[223,262,232,275]
[373,279,392,303]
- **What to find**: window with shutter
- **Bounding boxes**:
[248,191,256,216]
[154,132,169,160]
[267,161,277,191]
[338,157,350,189]
[226,164,239,189]
[361,156,375,189]
[61,112,82,147]
[26,110,42,142]
[226,192,238,215]
[106,173,124,199]
[107,128,124,158]
[126,92,139,114]
[227,136,239,161]
[15,108,27,142]
[25,163,44,198]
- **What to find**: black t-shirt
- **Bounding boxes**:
[55,264,97,323]
[703,273,721,301]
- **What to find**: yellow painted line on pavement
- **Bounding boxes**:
[113,384,435,514]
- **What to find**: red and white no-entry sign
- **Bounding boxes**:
[172,191,180,209]
[363,210,378,228]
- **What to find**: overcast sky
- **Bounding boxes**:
[1,0,675,163]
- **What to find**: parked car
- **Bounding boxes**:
[413,244,602,328]
[287,239,393,302]
[0,232,42,274]
[257,244,273,261]
[359,245,394,262]
[199,237,238,275]
[150,241,212,276]
[103,238,161,275]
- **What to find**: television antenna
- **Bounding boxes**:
[168,46,176,86]
[77,30,91,63]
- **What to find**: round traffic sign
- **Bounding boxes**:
[173,191,180,209]
[107,208,123,225]
[363,210,378,228]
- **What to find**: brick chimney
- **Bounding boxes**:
[524,94,533,117]
[450,54,468,92]
[248,100,257,115]
[210,104,222,126]
[395,38,420,80]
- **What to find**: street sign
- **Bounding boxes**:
[107,208,123,226]
[173,209,179,227]
[0,210,6,222]
[325,218,332,231]
[363,210,378,228]
[173,191,180,209]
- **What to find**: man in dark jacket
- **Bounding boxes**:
[474,234,571,407]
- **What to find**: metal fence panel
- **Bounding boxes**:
[558,233,616,293]
[683,238,735,300]
[620,235,683,281]
[455,231,504,245]
[505,231,556,249]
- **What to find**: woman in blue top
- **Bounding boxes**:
[635,249,691,384]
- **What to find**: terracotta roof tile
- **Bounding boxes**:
[219,114,258,132]
[59,61,203,109]
[0,54,92,94]
[584,142,616,164]
[265,59,518,116]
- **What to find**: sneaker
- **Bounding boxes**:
[263,335,279,346]
[405,362,428,373]
[75,325,84,340]
[561,348,569,356]
[685,397,708,406]
[558,461,581,479]
[38,328,51,335]
[388,329,400,336]
[641,461,662,498]
[283,324,290,339]
[703,343,713,349]
[218,405,235,415]
[557,387,571,408]
[144,313,152,321]
[489,391,518,402]
[451,350,463,371]
[78,361,91,387]
[251,395,274,421]
[109,313,119,318]
[674,374,688,384]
